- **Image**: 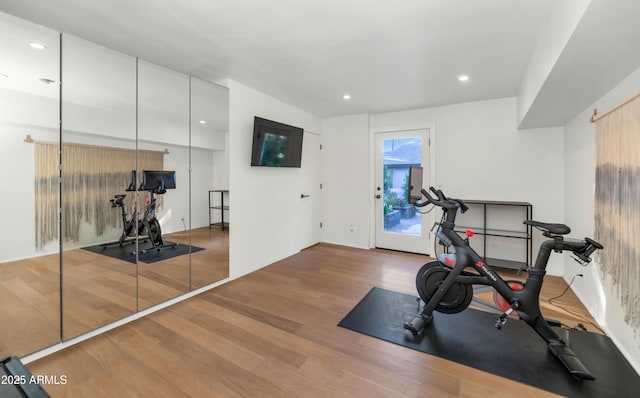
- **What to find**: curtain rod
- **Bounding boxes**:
[23,134,167,155]
[590,91,640,123]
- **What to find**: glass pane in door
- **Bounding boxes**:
[382,137,422,236]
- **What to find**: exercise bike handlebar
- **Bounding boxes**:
[563,237,603,265]
[416,186,468,213]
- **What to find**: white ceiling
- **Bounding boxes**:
[1,0,639,127]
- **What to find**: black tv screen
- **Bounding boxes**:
[251,117,304,167]
[140,170,176,191]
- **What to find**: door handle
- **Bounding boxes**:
[301,194,310,198]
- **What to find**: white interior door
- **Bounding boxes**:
[374,129,431,254]
[297,132,321,249]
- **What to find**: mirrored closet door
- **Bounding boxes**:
[61,34,138,340]
[190,77,230,289]
[0,10,230,355]
[137,60,191,310]
[0,13,61,357]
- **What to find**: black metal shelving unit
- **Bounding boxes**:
[209,189,229,231]
[455,200,532,271]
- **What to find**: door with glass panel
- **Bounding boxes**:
[374,130,431,254]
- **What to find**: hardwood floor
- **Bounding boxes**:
[0,226,228,358]
[64,226,229,337]
[27,244,598,397]
[0,252,60,358]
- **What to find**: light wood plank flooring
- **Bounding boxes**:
[0,226,228,358]
[27,244,599,397]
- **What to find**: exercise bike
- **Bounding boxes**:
[137,180,179,255]
[103,171,146,250]
[104,170,178,255]
[403,169,603,380]
[104,194,138,248]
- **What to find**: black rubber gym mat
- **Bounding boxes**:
[338,287,640,398]
[82,241,203,264]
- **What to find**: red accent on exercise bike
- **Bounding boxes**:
[466,229,475,237]
[475,261,485,268]
[494,281,525,316]
[145,199,151,205]
[441,254,456,266]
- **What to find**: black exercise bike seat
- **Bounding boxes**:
[524,220,570,235]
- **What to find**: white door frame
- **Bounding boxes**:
[369,123,437,254]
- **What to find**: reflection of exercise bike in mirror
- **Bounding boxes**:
[105,170,178,255]
[403,166,603,381]
[137,170,179,255]
[103,171,143,249]
[105,194,138,248]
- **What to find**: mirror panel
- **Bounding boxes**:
[137,60,190,309]
[190,78,229,289]
[0,13,61,356]
[61,34,138,339]
[0,11,231,354]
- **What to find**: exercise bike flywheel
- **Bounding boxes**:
[416,261,473,314]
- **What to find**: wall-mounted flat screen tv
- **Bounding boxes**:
[251,117,304,167]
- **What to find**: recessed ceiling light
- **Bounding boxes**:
[199,120,206,124]
[38,78,56,85]
[29,42,47,50]
[343,94,351,100]
[457,75,470,82]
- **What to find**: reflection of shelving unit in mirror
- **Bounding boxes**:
[209,190,229,231]
[455,200,532,271]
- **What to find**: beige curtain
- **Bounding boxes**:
[34,143,60,249]
[35,142,164,247]
[594,95,640,333]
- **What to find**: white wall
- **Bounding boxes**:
[190,147,216,230]
[564,66,640,373]
[320,114,371,249]
[210,132,230,225]
[0,125,59,260]
[365,97,567,274]
[227,80,322,279]
[0,89,58,130]
[213,132,230,190]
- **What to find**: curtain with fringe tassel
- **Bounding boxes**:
[34,143,163,248]
[594,95,640,335]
